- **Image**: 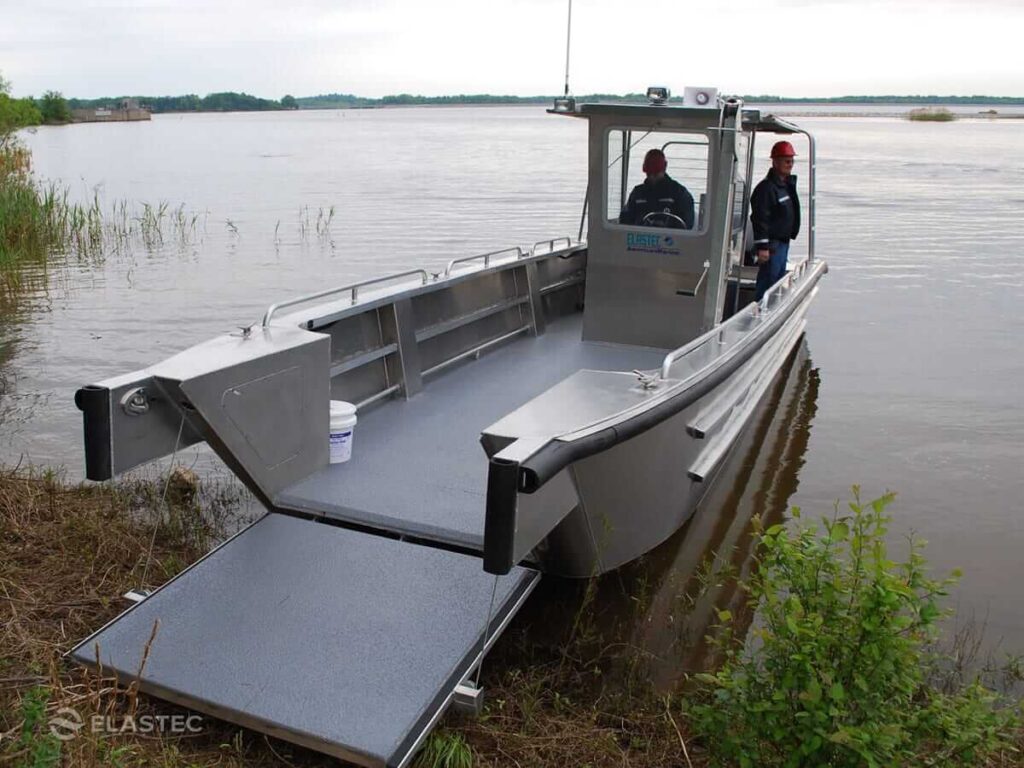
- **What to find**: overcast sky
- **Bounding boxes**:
[2,0,1022,99]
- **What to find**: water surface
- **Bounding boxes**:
[6,105,1023,654]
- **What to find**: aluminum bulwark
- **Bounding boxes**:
[70,514,539,768]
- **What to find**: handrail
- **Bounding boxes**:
[660,257,814,379]
[444,247,524,278]
[757,256,811,312]
[495,259,824,513]
[529,237,573,257]
[659,328,716,381]
[794,128,816,261]
[261,268,429,327]
[677,260,711,298]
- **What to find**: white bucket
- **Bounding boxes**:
[329,400,357,464]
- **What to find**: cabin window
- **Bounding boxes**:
[605,129,711,233]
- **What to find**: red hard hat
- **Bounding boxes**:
[770,140,797,158]
[642,148,667,175]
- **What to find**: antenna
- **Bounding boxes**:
[551,0,576,113]
[563,0,573,97]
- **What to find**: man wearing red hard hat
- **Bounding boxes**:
[750,140,801,300]
[619,148,695,229]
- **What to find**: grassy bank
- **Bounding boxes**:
[0,469,1020,767]
[0,467,283,767]
[0,467,695,767]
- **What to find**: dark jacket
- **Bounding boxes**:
[750,170,800,249]
[619,175,695,229]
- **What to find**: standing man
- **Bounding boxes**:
[619,148,695,229]
[750,140,800,300]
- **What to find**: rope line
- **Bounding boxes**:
[139,413,186,588]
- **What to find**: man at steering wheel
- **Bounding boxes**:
[618,148,695,230]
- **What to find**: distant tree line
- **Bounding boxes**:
[67,91,292,113]
[11,83,1024,121]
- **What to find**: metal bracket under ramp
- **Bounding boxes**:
[69,513,539,768]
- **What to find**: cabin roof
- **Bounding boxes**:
[547,101,804,134]
[548,101,719,122]
[740,111,804,134]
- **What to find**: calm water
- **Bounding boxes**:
[6,106,1024,654]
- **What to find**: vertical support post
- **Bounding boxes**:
[523,261,546,337]
[742,129,757,254]
[798,129,816,262]
[619,130,630,214]
[577,183,589,243]
[392,299,422,398]
[701,107,740,334]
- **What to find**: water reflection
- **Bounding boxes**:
[509,339,819,693]
[0,259,59,446]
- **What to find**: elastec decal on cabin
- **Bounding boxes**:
[626,232,682,255]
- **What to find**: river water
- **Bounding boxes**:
[6,105,1024,656]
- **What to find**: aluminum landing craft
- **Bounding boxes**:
[70,91,827,764]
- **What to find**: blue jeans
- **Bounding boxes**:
[755,240,789,301]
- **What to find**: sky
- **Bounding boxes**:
[2,0,1023,99]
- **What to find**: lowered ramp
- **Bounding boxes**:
[70,514,539,768]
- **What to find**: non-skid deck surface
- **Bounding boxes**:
[71,514,538,768]
[276,314,666,549]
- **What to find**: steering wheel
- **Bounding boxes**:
[641,210,687,229]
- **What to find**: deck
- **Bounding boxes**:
[275,314,666,550]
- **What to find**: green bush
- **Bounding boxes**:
[909,107,956,122]
[3,685,62,767]
[37,91,71,124]
[690,489,1018,767]
[0,72,43,149]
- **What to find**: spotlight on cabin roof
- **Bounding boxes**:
[551,96,576,113]
[646,86,670,105]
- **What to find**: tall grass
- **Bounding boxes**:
[3,141,339,300]
[1,179,214,314]
[1,142,210,302]
[909,107,957,122]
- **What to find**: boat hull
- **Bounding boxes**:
[534,302,809,577]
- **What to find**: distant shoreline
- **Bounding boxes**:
[137,104,1024,121]
[64,91,1024,115]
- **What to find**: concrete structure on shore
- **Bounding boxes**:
[71,98,150,123]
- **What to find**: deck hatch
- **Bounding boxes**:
[69,513,539,768]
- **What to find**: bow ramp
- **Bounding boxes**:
[70,514,538,768]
